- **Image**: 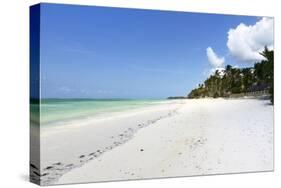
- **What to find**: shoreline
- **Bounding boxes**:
[35,100,184,185]
[40,99,180,127]
[39,99,172,125]
[32,98,273,185]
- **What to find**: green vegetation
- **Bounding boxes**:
[188,47,274,104]
[167,96,187,99]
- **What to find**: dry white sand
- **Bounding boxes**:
[38,98,273,185]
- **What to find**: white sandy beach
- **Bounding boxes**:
[37,98,273,185]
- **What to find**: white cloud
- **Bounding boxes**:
[206,47,225,75]
[227,17,274,63]
[206,47,225,68]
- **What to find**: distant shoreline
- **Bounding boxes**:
[167,90,270,100]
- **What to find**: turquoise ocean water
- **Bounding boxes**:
[31,99,165,125]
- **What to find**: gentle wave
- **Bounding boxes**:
[32,99,167,125]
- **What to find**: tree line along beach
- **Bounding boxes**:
[170,47,274,103]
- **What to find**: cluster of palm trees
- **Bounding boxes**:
[188,47,274,104]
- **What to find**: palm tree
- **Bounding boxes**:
[260,46,274,103]
[187,47,273,103]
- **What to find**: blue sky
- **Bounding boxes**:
[39,3,261,99]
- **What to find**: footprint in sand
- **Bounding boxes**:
[53,162,62,166]
[39,113,179,185]
[65,164,74,168]
[44,166,54,170]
